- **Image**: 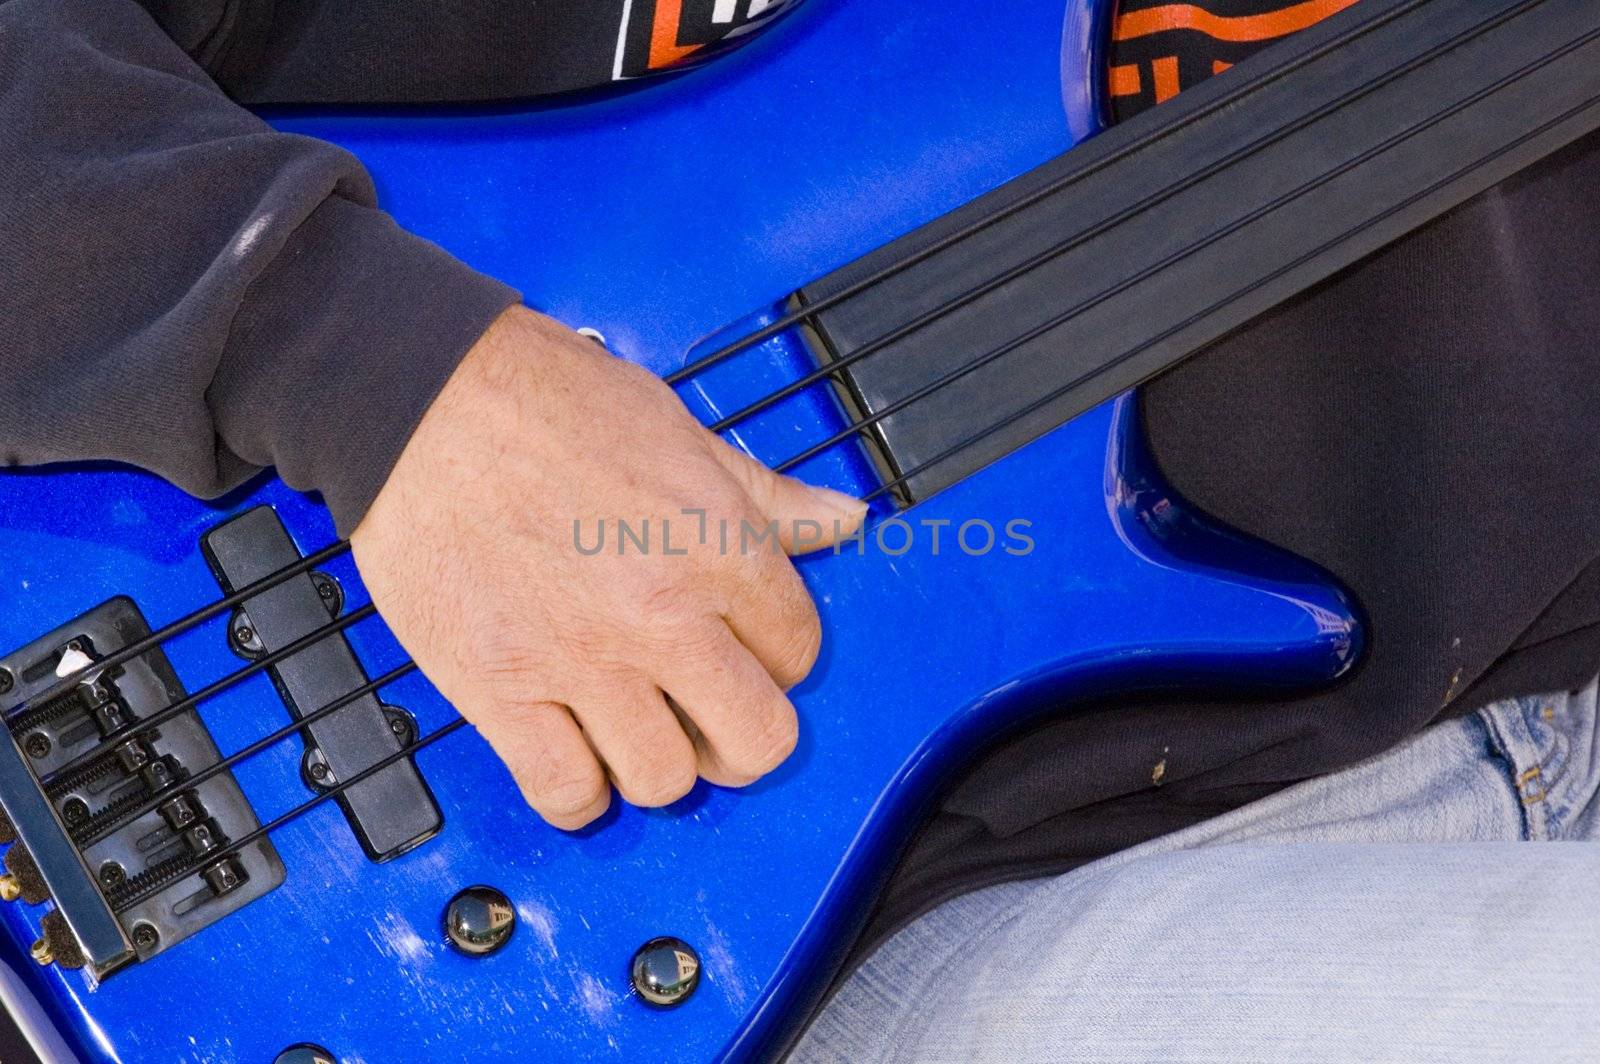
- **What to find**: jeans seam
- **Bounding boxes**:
[1478,703,1545,841]
[1524,696,1581,837]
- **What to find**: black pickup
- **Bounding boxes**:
[202,507,441,862]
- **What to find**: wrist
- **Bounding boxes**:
[210,196,520,536]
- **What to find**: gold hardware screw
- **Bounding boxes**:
[0,874,19,902]
[29,937,52,966]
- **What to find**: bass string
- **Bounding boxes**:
[702,0,1517,440]
[764,23,1593,481]
[8,540,353,724]
[858,85,1600,506]
[79,660,418,848]
[112,713,466,915]
[658,0,1432,390]
[41,603,380,790]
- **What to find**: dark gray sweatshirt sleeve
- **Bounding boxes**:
[0,0,521,534]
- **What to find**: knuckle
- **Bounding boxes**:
[542,792,609,831]
[712,530,774,593]
[468,616,546,683]
[755,704,800,770]
[639,585,701,637]
[672,620,737,670]
[547,614,629,674]
[771,604,823,687]
[693,475,749,522]
[532,769,607,818]
[618,749,698,807]
[724,697,799,780]
[515,742,605,816]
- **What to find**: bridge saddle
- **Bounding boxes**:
[0,597,283,978]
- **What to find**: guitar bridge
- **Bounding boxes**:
[0,598,283,978]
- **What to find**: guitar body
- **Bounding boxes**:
[0,1,1361,1060]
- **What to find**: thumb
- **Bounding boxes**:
[708,437,867,555]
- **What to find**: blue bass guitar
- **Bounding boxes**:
[4,0,1595,1059]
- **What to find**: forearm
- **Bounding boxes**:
[0,0,518,532]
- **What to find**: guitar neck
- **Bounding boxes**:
[798,0,1600,503]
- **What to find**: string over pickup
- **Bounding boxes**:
[202,507,441,862]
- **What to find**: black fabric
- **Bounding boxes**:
[136,0,798,104]
[857,127,1600,953]
[0,0,521,535]
[0,1004,37,1064]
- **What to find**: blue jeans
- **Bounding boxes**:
[792,681,1600,1062]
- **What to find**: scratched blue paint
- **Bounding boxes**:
[0,1,1361,1060]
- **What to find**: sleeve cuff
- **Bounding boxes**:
[209,194,521,536]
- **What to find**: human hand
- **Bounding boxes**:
[351,306,866,829]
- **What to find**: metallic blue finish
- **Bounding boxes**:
[0,1,1361,1061]
[1062,0,1115,138]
